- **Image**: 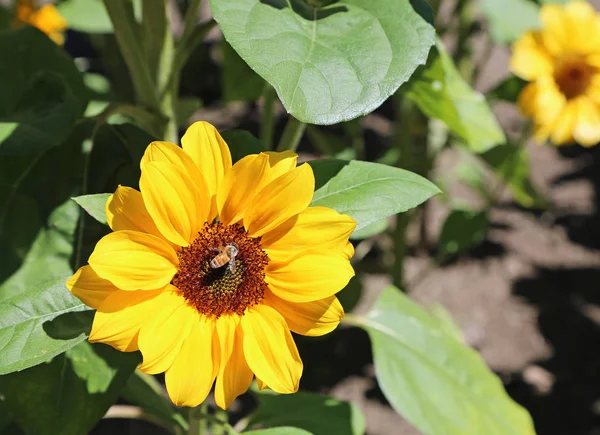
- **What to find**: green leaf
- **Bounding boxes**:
[439,208,489,256]
[0,278,93,375]
[211,0,435,124]
[221,129,267,163]
[72,193,111,225]
[480,0,540,44]
[349,218,388,240]
[0,27,88,154]
[122,370,188,431]
[309,159,440,232]
[58,0,114,33]
[248,390,365,435]
[222,40,265,102]
[244,429,314,435]
[407,40,505,153]
[0,341,140,435]
[480,143,548,208]
[0,199,80,300]
[356,286,535,435]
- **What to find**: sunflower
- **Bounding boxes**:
[14,0,68,45]
[67,121,355,409]
[510,1,600,146]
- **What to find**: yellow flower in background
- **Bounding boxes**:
[67,121,355,409]
[15,0,68,45]
[511,1,600,146]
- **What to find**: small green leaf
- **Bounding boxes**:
[309,159,440,232]
[122,370,188,431]
[480,143,548,209]
[211,0,435,124]
[72,194,111,226]
[0,27,88,154]
[407,40,505,153]
[221,130,267,163]
[244,429,314,435]
[356,286,535,435]
[480,0,540,44]
[487,76,527,103]
[0,342,140,435]
[350,218,389,240]
[0,278,92,375]
[248,390,365,435]
[439,208,489,256]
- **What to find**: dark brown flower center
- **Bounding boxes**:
[555,57,595,99]
[172,222,269,318]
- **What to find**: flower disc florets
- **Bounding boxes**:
[172,222,269,318]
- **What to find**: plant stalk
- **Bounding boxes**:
[103,0,160,111]
[276,116,306,152]
[260,84,277,148]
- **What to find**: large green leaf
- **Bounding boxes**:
[0,341,140,435]
[222,40,265,102]
[0,27,88,154]
[210,0,435,124]
[480,0,540,44]
[407,41,505,153]
[248,391,365,435]
[356,286,535,435]
[0,199,80,299]
[0,278,92,375]
[309,159,440,232]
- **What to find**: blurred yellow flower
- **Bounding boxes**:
[15,0,67,45]
[511,1,600,146]
[67,121,355,409]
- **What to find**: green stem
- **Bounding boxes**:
[392,94,415,289]
[260,85,277,148]
[187,406,237,435]
[103,0,160,111]
[276,116,306,152]
[181,0,202,42]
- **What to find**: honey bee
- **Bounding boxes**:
[209,243,239,271]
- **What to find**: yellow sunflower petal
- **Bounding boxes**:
[165,316,219,407]
[262,206,355,264]
[137,288,197,374]
[573,97,600,146]
[214,315,253,409]
[217,151,298,226]
[551,102,578,145]
[510,31,553,80]
[67,265,115,309]
[245,163,314,237]
[180,122,233,218]
[266,253,354,303]
[90,288,165,352]
[88,230,178,291]
[265,292,344,337]
[241,304,302,394]
[256,378,269,390]
[563,1,600,54]
[540,4,572,56]
[343,242,355,260]
[140,161,209,247]
[106,186,163,238]
[141,141,208,196]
